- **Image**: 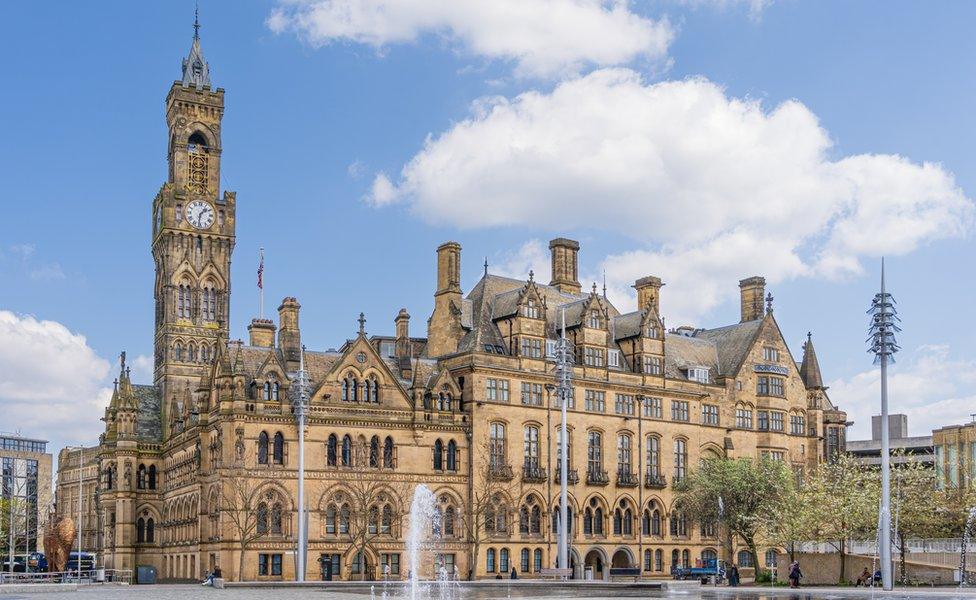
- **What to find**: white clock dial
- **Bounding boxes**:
[186,200,215,230]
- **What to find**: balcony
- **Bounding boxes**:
[586,468,610,486]
[644,472,667,489]
[522,464,547,483]
[553,468,579,485]
[616,470,639,487]
[488,464,514,481]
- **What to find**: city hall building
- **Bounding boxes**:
[55,24,848,582]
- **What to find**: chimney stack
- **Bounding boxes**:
[633,276,663,313]
[247,318,276,347]
[277,297,302,369]
[395,308,411,360]
[738,277,766,322]
[427,242,465,357]
[549,238,581,295]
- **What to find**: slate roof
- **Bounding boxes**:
[662,333,720,379]
[693,319,763,378]
[799,333,824,389]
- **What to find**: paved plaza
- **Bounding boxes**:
[6,584,976,600]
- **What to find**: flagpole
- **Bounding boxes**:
[258,247,265,319]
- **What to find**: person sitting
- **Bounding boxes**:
[856,567,871,586]
[201,565,222,586]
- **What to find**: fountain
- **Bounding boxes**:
[406,484,440,600]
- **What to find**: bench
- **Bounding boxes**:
[539,568,572,580]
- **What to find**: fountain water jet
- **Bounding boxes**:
[406,484,439,600]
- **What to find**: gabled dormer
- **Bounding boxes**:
[493,271,549,359]
[569,284,612,368]
[314,315,412,411]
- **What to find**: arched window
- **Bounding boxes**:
[178,282,192,319]
[368,506,379,534]
[617,434,632,475]
[383,436,395,469]
[339,504,350,534]
[272,432,284,465]
[654,549,663,571]
[444,506,456,536]
[673,438,687,482]
[341,378,349,401]
[364,379,372,404]
[201,344,210,364]
[521,548,530,573]
[258,431,269,465]
[349,375,359,402]
[137,464,147,490]
[188,342,196,363]
[646,436,661,477]
[148,465,157,489]
[587,431,603,474]
[147,518,155,543]
[105,466,113,490]
[643,549,652,571]
[489,423,506,470]
[369,436,380,468]
[272,381,279,402]
[523,425,540,470]
[653,509,661,536]
[484,494,507,534]
[263,382,272,401]
[201,284,217,322]
[433,439,444,470]
[486,549,496,572]
[341,435,352,467]
[737,550,753,567]
[381,504,393,534]
[325,505,337,534]
[765,549,778,567]
[533,549,543,573]
[257,502,269,534]
[702,549,718,563]
[446,439,458,471]
[551,506,573,535]
[175,342,184,362]
[369,376,379,403]
[671,549,679,569]
[499,548,510,573]
[594,507,604,535]
[681,549,690,568]
[271,503,283,534]
[327,435,338,467]
[137,517,146,543]
[583,507,593,535]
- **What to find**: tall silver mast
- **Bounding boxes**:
[293,345,310,582]
[555,308,572,578]
[867,258,900,591]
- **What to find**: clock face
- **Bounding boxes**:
[186,200,215,230]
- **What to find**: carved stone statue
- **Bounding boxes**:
[124,461,132,489]
[234,428,245,463]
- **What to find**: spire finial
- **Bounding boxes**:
[592,281,598,295]
[194,2,201,40]
[358,312,366,335]
[765,291,774,313]
[528,269,534,282]
[484,257,488,277]
[602,270,607,298]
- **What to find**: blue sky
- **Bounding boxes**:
[1,1,974,455]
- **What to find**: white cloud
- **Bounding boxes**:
[267,0,674,78]
[829,344,976,440]
[491,239,551,281]
[677,0,773,20]
[29,263,66,282]
[0,310,113,451]
[372,69,974,320]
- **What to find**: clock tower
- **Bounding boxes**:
[151,18,235,439]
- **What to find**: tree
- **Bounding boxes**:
[888,458,948,583]
[328,461,410,580]
[459,440,522,580]
[673,457,794,574]
[798,454,878,583]
[218,469,263,581]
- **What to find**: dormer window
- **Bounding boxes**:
[686,367,709,384]
[587,310,602,329]
[607,349,621,368]
[522,299,541,319]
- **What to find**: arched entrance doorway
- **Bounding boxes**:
[611,548,635,569]
[584,549,607,580]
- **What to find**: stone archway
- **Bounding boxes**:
[611,548,635,569]
[584,548,607,580]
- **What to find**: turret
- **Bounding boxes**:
[549,238,581,295]
[427,242,465,357]
[278,297,302,370]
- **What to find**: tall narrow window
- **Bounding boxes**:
[433,440,444,470]
[673,438,687,482]
[384,436,395,469]
[272,432,284,465]
[523,426,540,469]
[446,440,458,471]
[587,431,603,474]
[370,436,380,468]
[617,435,632,475]
[489,423,507,470]
[258,432,269,465]
[341,435,352,467]
[646,436,660,477]
[327,435,337,467]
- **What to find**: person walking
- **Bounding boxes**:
[510,567,518,579]
[727,564,739,587]
[788,561,802,588]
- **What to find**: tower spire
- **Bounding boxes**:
[181,4,211,89]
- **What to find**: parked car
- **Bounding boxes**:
[26,552,48,572]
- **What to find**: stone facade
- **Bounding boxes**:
[54,27,849,583]
[933,421,976,489]
[53,446,100,553]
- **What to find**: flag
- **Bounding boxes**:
[257,249,264,289]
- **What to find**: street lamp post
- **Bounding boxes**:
[867,259,900,591]
[553,308,571,579]
[293,346,310,583]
